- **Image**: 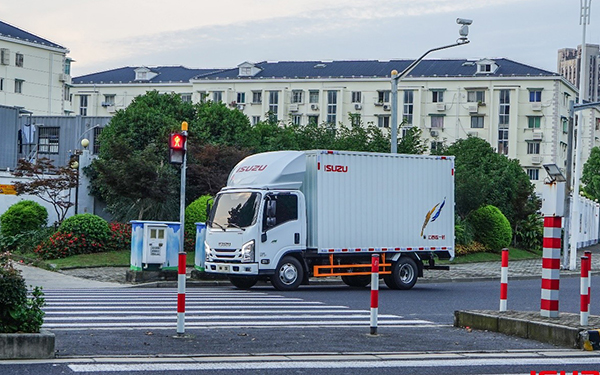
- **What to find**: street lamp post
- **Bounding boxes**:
[390,18,472,153]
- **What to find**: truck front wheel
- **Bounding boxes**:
[271,256,304,291]
[384,257,418,290]
[228,276,258,289]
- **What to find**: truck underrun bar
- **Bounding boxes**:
[313,254,391,277]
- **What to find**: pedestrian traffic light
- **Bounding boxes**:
[169,132,186,164]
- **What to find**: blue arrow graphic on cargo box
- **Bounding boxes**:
[420,197,446,237]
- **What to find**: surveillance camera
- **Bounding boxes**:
[456,18,473,25]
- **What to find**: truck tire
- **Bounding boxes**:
[228,276,258,289]
[271,256,303,291]
[341,275,371,288]
[385,257,418,290]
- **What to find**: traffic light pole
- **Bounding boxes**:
[177,122,188,336]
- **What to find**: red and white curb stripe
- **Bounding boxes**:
[177,252,186,335]
[499,248,508,312]
[581,255,590,326]
[541,216,561,318]
[370,254,379,335]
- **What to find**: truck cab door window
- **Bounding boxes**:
[263,194,298,231]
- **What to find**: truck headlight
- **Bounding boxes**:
[241,240,255,263]
[205,242,212,261]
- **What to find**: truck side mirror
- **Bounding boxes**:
[266,200,276,218]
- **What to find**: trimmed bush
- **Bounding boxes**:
[34,232,104,259]
[58,214,110,244]
[0,252,45,333]
[467,205,512,252]
[0,200,48,237]
[105,222,132,252]
[184,195,212,252]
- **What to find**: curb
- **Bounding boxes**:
[0,329,55,359]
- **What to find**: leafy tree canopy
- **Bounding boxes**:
[582,146,600,201]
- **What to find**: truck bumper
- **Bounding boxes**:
[205,262,259,275]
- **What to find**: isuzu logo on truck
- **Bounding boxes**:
[236,165,267,173]
[324,165,348,173]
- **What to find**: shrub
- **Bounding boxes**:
[34,232,104,259]
[455,215,474,246]
[467,205,512,252]
[514,213,543,252]
[455,241,488,256]
[105,222,132,252]
[184,195,212,252]
[0,252,45,333]
[59,214,110,244]
[0,200,48,238]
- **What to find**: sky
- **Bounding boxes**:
[2,0,599,77]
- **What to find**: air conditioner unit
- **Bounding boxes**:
[430,129,440,137]
[237,104,245,110]
[106,105,116,113]
[101,102,110,107]
[310,104,319,110]
[59,73,72,84]
[436,103,446,111]
[354,103,362,110]
[531,156,543,165]
[467,131,478,137]
[531,102,542,111]
[468,104,478,113]
[289,104,299,112]
[532,132,543,140]
[374,102,384,106]
[383,104,391,111]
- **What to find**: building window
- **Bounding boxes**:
[15,53,23,67]
[403,90,414,125]
[431,141,444,152]
[351,91,362,103]
[430,115,444,129]
[104,94,115,106]
[527,141,541,154]
[240,67,251,76]
[528,116,541,129]
[529,90,542,102]
[38,127,59,154]
[471,116,484,128]
[326,90,337,124]
[377,90,390,104]
[309,90,319,103]
[401,126,413,138]
[292,114,302,125]
[377,115,390,128]
[252,91,262,104]
[498,129,509,155]
[252,116,261,125]
[64,59,71,75]
[181,93,192,103]
[79,95,88,116]
[596,118,600,131]
[93,127,103,154]
[350,113,361,126]
[14,79,23,94]
[291,90,303,104]
[0,78,3,91]
[499,89,510,125]
[212,91,223,102]
[431,90,444,103]
[562,117,569,134]
[527,168,539,181]
[467,90,485,103]
[308,115,319,125]
[268,91,279,121]
[236,92,245,104]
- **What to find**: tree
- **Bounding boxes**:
[11,157,78,225]
[582,146,600,201]
[396,126,428,155]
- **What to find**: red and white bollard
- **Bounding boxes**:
[177,252,186,335]
[500,248,509,312]
[541,216,562,318]
[585,250,592,313]
[581,256,590,326]
[370,254,379,335]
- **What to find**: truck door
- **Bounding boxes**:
[260,193,305,266]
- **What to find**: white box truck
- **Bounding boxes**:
[204,150,454,291]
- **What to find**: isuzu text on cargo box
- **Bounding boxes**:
[204,150,454,291]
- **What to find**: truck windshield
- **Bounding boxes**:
[209,192,260,230]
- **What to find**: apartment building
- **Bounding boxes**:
[0,20,72,115]
[557,44,600,101]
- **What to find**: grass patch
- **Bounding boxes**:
[442,247,542,264]
[19,250,197,270]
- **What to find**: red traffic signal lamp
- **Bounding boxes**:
[169,132,187,164]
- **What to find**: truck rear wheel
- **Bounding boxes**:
[385,257,418,290]
[271,256,303,291]
[341,275,371,288]
[228,276,258,289]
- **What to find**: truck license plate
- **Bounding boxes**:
[217,265,230,272]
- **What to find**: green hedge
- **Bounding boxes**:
[467,205,512,252]
[0,200,48,237]
[58,213,110,244]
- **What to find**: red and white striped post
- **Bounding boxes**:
[370,254,379,335]
[585,250,592,313]
[500,248,509,312]
[581,256,590,326]
[177,252,186,335]
[541,216,562,318]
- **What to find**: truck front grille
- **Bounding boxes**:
[213,248,240,262]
